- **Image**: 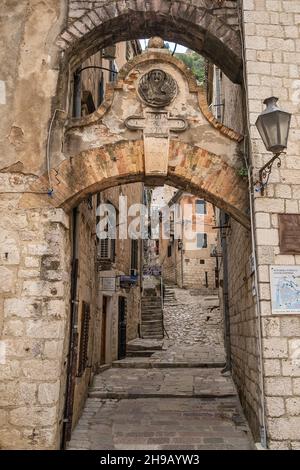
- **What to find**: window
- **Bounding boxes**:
[78,301,90,377]
[196,199,207,215]
[98,75,104,106]
[109,60,117,82]
[98,237,115,262]
[200,259,205,264]
[168,244,172,257]
[131,239,138,271]
[197,233,208,248]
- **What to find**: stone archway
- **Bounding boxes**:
[58,0,243,84]
[21,48,249,227]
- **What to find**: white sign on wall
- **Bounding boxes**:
[100,277,116,292]
[270,265,300,314]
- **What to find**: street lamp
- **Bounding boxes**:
[255,97,292,194]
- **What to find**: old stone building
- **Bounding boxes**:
[158,188,218,291]
[1,0,300,451]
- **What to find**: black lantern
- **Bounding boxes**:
[256,97,291,154]
[255,97,292,194]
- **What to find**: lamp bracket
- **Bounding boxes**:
[255,153,282,195]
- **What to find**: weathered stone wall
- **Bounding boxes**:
[243,0,300,449]
[0,199,70,449]
[0,1,65,175]
[71,197,98,429]
[225,220,261,440]
[99,182,143,359]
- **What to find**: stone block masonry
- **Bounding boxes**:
[0,207,71,449]
[243,0,300,450]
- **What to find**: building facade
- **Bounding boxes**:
[157,188,218,292]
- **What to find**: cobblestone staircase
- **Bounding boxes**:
[141,296,164,339]
[163,283,177,306]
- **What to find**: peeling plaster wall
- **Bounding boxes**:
[0,0,65,176]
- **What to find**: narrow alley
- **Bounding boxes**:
[67,287,254,450]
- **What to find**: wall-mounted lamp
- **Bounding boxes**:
[255,97,291,195]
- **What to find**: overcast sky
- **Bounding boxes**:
[141,39,187,53]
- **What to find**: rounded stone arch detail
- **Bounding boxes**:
[57,0,243,83]
[20,140,250,229]
[65,51,243,144]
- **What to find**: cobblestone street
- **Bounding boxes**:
[67,288,254,450]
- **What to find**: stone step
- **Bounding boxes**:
[142,297,161,301]
[142,301,162,306]
[142,311,163,316]
[126,339,163,351]
[141,317,162,322]
[142,330,163,336]
[111,361,225,369]
[142,332,163,338]
[125,349,157,357]
[141,336,164,340]
[142,315,163,321]
[142,329,163,335]
[88,390,235,399]
[142,304,162,312]
[142,310,162,318]
[141,329,163,333]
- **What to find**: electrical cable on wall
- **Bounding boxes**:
[46,108,66,196]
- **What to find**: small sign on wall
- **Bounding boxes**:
[279,214,300,254]
[100,277,116,292]
[270,265,300,314]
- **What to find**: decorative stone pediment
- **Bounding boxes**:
[23,44,248,228]
[64,45,243,180]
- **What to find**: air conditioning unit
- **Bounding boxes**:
[98,238,115,261]
[102,46,116,59]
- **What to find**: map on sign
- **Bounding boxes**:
[270,265,300,314]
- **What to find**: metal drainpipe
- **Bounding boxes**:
[62,207,79,448]
[220,212,231,373]
[181,215,184,288]
[139,184,145,337]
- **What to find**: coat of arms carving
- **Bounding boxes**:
[138,69,178,108]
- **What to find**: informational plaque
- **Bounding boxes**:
[100,277,116,292]
[270,265,300,314]
[279,214,300,254]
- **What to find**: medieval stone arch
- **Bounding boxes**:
[21,48,249,227]
[58,0,243,84]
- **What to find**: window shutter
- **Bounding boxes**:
[99,238,110,259]
[131,239,138,271]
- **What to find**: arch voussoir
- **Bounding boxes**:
[58,0,242,83]
[19,140,249,228]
